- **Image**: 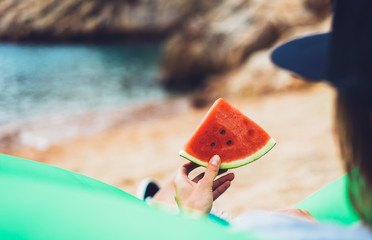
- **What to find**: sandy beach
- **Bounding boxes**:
[3,84,344,218]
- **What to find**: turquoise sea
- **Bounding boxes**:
[0,43,165,125]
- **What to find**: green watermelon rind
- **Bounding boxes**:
[179,138,276,169]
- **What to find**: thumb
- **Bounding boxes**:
[202,155,221,187]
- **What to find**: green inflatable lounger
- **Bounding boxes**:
[0,153,360,239]
[0,154,255,240]
[296,171,360,226]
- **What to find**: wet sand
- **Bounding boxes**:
[3,84,344,217]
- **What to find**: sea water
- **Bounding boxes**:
[0,42,165,125]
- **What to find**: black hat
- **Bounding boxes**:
[271,0,372,107]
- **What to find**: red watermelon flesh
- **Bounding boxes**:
[179,98,276,169]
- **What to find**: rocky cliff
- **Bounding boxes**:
[159,0,331,106]
[0,0,217,41]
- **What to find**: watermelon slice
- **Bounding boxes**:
[179,98,276,169]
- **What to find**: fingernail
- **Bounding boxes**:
[211,155,220,166]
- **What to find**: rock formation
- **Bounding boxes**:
[0,0,218,41]
[159,0,332,106]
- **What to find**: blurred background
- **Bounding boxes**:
[0,0,343,216]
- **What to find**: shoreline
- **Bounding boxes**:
[0,96,190,151]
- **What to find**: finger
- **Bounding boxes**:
[218,169,228,175]
[302,210,317,221]
[212,173,235,190]
[192,162,227,183]
[302,210,312,216]
[213,181,231,201]
[192,172,204,183]
[179,162,200,177]
[201,155,221,187]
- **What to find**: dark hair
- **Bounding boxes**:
[335,93,372,225]
[328,0,372,109]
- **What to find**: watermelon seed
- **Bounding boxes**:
[226,140,232,145]
[220,129,226,134]
[210,142,216,147]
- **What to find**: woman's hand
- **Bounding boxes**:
[174,155,234,214]
[279,209,318,222]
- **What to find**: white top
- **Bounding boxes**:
[230,210,372,240]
